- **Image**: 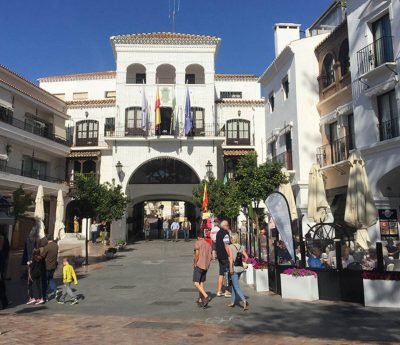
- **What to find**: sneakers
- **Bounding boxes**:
[71,298,79,305]
[57,300,65,304]
[35,298,45,305]
[224,292,232,298]
[26,298,36,305]
[216,292,223,297]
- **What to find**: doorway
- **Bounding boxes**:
[160,107,172,135]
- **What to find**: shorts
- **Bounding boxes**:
[193,266,207,283]
[218,259,229,276]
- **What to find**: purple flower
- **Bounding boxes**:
[283,268,317,278]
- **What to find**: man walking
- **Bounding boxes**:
[163,218,170,240]
[210,218,220,259]
[216,220,231,297]
[193,230,212,308]
[170,219,180,242]
[182,219,191,241]
[40,234,59,300]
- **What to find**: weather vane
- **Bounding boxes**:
[169,0,180,32]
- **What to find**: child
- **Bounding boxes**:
[26,249,44,305]
[57,257,78,305]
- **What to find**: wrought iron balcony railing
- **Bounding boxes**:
[316,136,351,167]
[0,163,64,184]
[378,117,399,141]
[357,36,394,75]
[271,151,293,170]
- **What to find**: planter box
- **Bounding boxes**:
[245,264,254,285]
[363,279,400,308]
[254,269,269,292]
[281,274,319,301]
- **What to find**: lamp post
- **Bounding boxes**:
[116,161,123,181]
[205,160,213,180]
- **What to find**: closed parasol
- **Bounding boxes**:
[307,163,330,222]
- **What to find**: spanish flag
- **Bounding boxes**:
[202,182,208,212]
[155,86,161,132]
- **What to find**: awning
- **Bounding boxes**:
[223,149,255,156]
[68,150,101,159]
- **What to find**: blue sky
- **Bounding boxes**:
[1,0,332,83]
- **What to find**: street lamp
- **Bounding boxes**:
[116,161,124,182]
[206,160,213,180]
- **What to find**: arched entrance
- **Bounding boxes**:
[126,157,201,241]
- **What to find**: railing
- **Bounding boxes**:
[68,172,99,187]
[0,163,64,183]
[0,110,70,146]
[105,122,224,138]
[316,136,351,167]
[378,117,399,141]
[357,36,394,75]
[271,151,293,170]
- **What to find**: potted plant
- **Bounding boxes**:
[363,271,400,308]
[281,268,319,301]
[105,247,117,259]
[252,258,269,292]
[116,240,127,251]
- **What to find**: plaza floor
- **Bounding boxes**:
[1,240,400,345]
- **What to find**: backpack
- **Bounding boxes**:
[233,245,243,267]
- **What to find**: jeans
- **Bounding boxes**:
[46,269,56,295]
[183,230,190,240]
[163,229,170,240]
[91,231,97,244]
[230,272,246,305]
[60,283,75,302]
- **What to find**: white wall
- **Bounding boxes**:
[215,79,260,100]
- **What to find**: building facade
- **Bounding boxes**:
[39,33,265,241]
[0,65,70,248]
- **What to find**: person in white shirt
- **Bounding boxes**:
[90,220,98,244]
[170,221,180,242]
[210,218,220,259]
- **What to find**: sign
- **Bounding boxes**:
[265,192,295,260]
[160,87,172,106]
[379,209,399,239]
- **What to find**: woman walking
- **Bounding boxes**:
[227,233,249,311]
[27,249,44,305]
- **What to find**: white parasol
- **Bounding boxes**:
[54,189,65,240]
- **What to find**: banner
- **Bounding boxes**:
[265,192,295,260]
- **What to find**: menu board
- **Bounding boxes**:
[379,209,399,239]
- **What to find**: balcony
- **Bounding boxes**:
[378,117,399,142]
[357,36,394,76]
[105,122,224,139]
[271,151,293,170]
[0,163,64,184]
[317,136,351,167]
[0,111,70,146]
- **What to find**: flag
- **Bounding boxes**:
[155,86,161,133]
[141,86,149,132]
[223,174,228,185]
[170,86,177,134]
[202,183,208,212]
[184,88,192,135]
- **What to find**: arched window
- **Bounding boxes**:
[322,54,335,88]
[125,107,144,136]
[338,39,350,77]
[126,64,146,84]
[129,158,200,184]
[192,107,205,135]
[76,120,98,146]
[185,64,205,84]
[156,64,176,84]
[226,119,250,145]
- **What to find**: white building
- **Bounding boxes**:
[0,65,70,248]
[259,24,329,225]
[347,0,400,243]
[39,32,265,241]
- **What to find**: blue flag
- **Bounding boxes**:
[184,88,192,135]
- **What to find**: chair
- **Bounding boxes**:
[387,263,394,271]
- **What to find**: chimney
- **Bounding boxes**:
[273,23,301,57]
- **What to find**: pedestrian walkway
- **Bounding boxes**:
[1,240,400,345]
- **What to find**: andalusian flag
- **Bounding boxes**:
[202,183,208,212]
[223,174,228,185]
[170,86,177,134]
[155,86,161,132]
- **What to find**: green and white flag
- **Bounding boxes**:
[171,86,178,134]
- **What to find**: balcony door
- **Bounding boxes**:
[226,119,250,145]
[378,90,399,141]
[76,120,98,146]
[372,14,393,66]
[125,107,144,136]
[192,107,205,136]
[160,107,172,135]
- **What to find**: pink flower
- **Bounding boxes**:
[283,268,317,278]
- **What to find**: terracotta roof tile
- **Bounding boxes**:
[111,32,220,45]
[215,74,258,81]
[66,99,116,107]
[223,149,255,156]
[39,71,116,82]
[216,99,265,106]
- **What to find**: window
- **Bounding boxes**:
[192,107,205,135]
[377,90,399,141]
[104,117,115,135]
[329,121,339,144]
[220,91,242,99]
[73,92,88,100]
[0,106,13,124]
[347,113,355,150]
[322,54,335,87]
[338,39,350,77]
[185,74,196,84]
[226,119,250,145]
[53,93,65,100]
[269,93,275,112]
[24,114,52,138]
[372,14,394,67]
[105,91,116,99]
[22,156,47,180]
[126,64,147,84]
[76,120,99,146]
[125,107,143,135]
[282,76,289,99]
[136,73,146,84]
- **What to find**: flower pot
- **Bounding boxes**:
[245,264,254,285]
[363,279,400,308]
[253,268,269,292]
[280,274,319,301]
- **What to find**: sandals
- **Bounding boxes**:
[243,300,249,311]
